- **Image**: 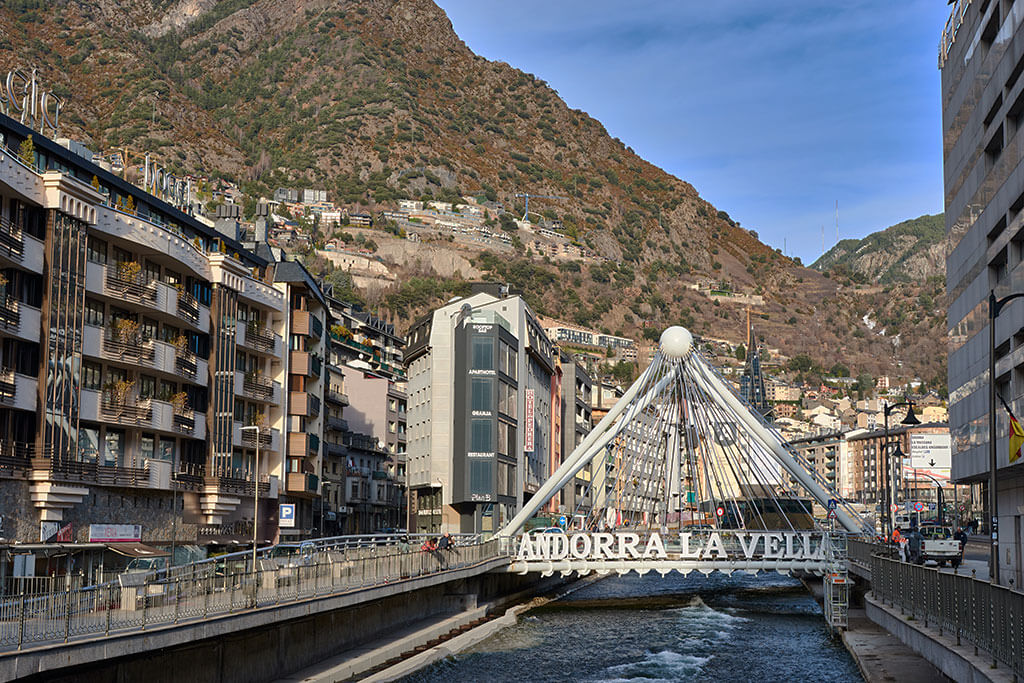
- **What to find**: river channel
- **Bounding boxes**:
[400,571,862,682]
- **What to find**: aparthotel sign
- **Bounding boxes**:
[516,531,828,562]
[1,68,62,136]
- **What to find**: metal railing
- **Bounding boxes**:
[872,554,1024,676]
[0,539,506,651]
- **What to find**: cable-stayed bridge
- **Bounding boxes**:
[497,327,873,631]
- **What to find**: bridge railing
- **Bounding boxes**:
[847,538,890,571]
[872,554,1024,677]
[0,539,507,652]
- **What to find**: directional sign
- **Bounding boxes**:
[279,503,296,528]
[558,515,567,529]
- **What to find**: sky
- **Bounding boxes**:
[433,0,951,265]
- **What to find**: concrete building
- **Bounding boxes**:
[557,351,593,524]
[0,112,293,574]
[941,0,1024,585]
[405,286,555,534]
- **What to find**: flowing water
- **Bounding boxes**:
[400,572,862,682]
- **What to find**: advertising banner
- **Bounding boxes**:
[524,389,535,453]
[88,524,142,542]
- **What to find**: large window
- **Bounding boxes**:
[471,337,493,370]
[500,342,517,379]
[82,361,102,390]
[470,418,493,452]
[498,382,517,418]
[470,460,492,495]
[87,236,107,264]
[498,421,516,457]
[84,298,104,327]
[470,377,492,412]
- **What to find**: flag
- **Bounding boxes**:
[999,395,1024,463]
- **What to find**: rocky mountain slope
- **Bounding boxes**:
[811,214,945,284]
[0,0,946,386]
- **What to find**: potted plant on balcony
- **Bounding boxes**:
[172,333,189,354]
[112,318,140,345]
[103,379,135,410]
[170,391,189,415]
[117,260,141,283]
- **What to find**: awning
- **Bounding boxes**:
[105,543,169,558]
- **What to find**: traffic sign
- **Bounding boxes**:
[558,515,567,528]
[279,503,296,528]
[716,506,725,517]
[913,501,925,513]
[827,498,837,511]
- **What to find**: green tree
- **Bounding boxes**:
[734,344,746,362]
[829,363,850,377]
[18,135,35,167]
[787,354,814,373]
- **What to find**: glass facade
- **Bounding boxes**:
[210,285,239,472]
[42,211,88,460]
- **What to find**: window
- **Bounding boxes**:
[498,422,516,457]
[471,337,493,370]
[234,398,245,422]
[140,435,155,462]
[470,418,493,452]
[501,343,517,379]
[84,298,104,327]
[471,377,492,412]
[139,375,156,399]
[87,236,107,264]
[79,427,99,463]
[82,361,102,390]
[158,437,175,462]
[498,382,517,418]
[141,317,158,341]
[104,430,124,467]
[470,460,492,494]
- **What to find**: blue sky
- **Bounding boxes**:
[434,1,951,265]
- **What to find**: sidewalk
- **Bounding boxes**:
[842,608,950,683]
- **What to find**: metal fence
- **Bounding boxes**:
[872,554,1024,677]
[0,539,506,651]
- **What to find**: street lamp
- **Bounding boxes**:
[239,424,265,582]
[882,397,919,539]
[987,289,1024,584]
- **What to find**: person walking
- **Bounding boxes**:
[437,532,452,568]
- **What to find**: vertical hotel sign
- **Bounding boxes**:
[524,389,535,453]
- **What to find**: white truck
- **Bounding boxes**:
[918,525,962,567]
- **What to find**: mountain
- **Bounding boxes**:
[0,0,946,387]
[810,214,945,284]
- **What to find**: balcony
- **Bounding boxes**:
[287,432,320,458]
[0,214,24,261]
[285,472,319,496]
[177,290,200,326]
[292,310,323,340]
[84,262,210,334]
[100,331,157,366]
[0,368,15,405]
[231,422,282,452]
[103,266,159,306]
[289,391,321,419]
[290,350,322,379]
[323,440,346,458]
[0,371,36,412]
[175,349,199,381]
[325,387,349,406]
[326,415,348,433]
[237,370,276,402]
[100,397,153,427]
[239,322,277,354]
[0,296,18,330]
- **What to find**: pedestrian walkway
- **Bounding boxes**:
[842,608,949,683]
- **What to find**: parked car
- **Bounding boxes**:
[918,525,962,567]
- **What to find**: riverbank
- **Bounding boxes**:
[842,607,947,682]
[276,575,580,682]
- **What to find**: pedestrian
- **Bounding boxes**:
[899,536,909,563]
[438,532,451,568]
[907,526,924,564]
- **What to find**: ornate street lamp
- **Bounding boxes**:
[882,398,919,539]
[987,289,1024,584]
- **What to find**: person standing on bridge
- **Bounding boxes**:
[438,532,452,568]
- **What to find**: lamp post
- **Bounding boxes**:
[987,289,1024,584]
[240,425,264,582]
[882,398,920,539]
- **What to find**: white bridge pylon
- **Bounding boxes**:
[498,326,872,578]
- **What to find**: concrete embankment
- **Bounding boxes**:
[281,575,594,682]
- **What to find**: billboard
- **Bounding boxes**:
[524,389,535,453]
[89,524,142,542]
[909,433,951,470]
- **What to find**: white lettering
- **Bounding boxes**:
[785,533,795,558]
[516,534,534,560]
[738,533,760,559]
[618,532,641,559]
[593,532,615,559]
[570,533,591,559]
[642,533,667,559]
[765,533,785,559]
[702,532,728,559]
[680,532,700,558]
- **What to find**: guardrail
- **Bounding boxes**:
[0,538,505,651]
[872,554,1024,677]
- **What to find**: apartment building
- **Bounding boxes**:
[558,352,593,523]
[941,0,1024,585]
[405,286,555,534]
[0,113,289,566]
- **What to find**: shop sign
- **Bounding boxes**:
[524,389,535,452]
[40,522,72,542]
[89,524,142,542]
[0,68,63,136]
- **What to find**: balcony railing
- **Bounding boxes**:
[100,397,153,426]
[101,334,156,365]
[104,269,158,305]
[175,351,198,381]
[242,373,274,401]
[0,296,18,330]
[286,472,319,495]
[177,290,200,325]
[325,388,349,406]
[0,367,15,405]
[244,323,275,353]
[173,410,196,434]
[41,458,149,487]
[0,441,32,479]
[241,428,273,448]
[0,214,24,260]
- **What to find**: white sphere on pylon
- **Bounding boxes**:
[659,326,692,359]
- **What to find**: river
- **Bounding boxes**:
[400,571,862,682]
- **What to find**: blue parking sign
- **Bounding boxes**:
[279,503,296,528]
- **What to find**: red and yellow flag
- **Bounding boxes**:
[1011,414,1024,464]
